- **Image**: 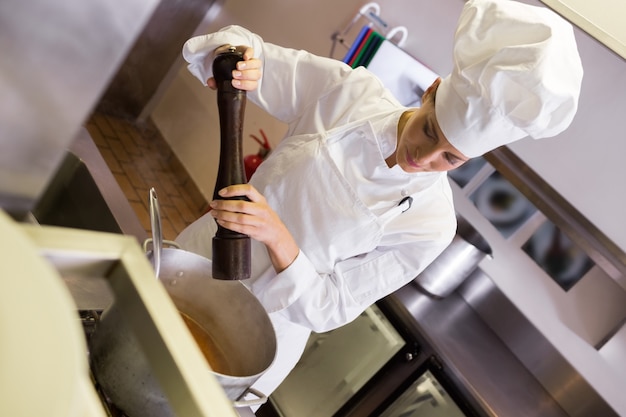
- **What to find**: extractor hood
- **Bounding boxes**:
[0,0,159,217]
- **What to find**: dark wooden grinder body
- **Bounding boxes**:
[212,48,251,280]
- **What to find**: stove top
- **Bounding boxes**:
[80,310,127,417]
[24,225,241,417]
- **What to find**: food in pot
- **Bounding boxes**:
[180,312,232,375]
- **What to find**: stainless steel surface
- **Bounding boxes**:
[0,0,159,217]
[22,224,239,417]
[450,156,626,414]
[32,128,147,243]
[89,247,276,416]
[271,304,405,416]
[97,0,222,120]
[458,269,619,417]
[63,275,114,311]
[152,249,276,402]
[32,151,121,233]
[236,407,256,417]
[415,216,491,298]
[485,148,626,281]
[383,283,574,417]
[378,370,467,417]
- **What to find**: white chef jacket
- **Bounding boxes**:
[178,25,457,399]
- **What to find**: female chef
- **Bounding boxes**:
[177,0,583,401]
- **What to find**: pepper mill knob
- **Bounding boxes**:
[213,47,240,86]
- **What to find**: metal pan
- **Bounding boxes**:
[89,190,276,416]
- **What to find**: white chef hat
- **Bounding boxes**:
[436,0,583,158]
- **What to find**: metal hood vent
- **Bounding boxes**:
[0,0,159,218]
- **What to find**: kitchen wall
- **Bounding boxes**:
[149,0,626,414]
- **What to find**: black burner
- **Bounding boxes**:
[79,310,127,417]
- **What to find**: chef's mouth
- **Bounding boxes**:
[405,150,421,169]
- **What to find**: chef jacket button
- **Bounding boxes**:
[399,196,413,213]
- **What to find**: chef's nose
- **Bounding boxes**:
[416,147,438,165]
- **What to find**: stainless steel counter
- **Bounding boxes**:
[382,284,568,417]
[378,270,619,417]
[236,406,256,417]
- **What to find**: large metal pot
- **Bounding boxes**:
[414,215,492,298]
[89,247,277,416]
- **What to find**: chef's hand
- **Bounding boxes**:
[209,184,299,273]
[207,45,262,91]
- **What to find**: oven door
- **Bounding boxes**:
[268,303,415,416]
[260,299,484,417]
[362,357,481,417]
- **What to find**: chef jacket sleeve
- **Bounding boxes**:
[250,208,456,333]
[183,25,256,85]
[183,25,393,128]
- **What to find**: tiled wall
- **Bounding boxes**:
[85,113,208,240]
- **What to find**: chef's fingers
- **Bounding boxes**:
[209,200,281,239]
[216,184,265,201]
[209,187,273,229]
[208,203,264,237]
[211,45,261,91]
[209,187,267,223]
[232,59,262,91]
[232,77,259,91]
[209,199,252,215]
[235,58,262,79]
[241,46,255,61]
[235,46,261,91]
[207,67,260,90]
[206,66,260,91]
[209,206,248,224]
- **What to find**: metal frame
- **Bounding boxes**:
[21,224,239,417]
[485,148,626,282]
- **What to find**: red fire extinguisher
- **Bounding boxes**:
[244,128,271,181]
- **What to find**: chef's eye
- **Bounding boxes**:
[423,121,437,142]
[445,153,459,165]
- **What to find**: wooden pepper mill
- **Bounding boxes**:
[211,47,251,280]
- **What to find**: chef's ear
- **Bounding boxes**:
[422,77,442,104]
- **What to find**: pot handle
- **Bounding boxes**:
[142,238,181,253]
[149,188,162,278]
[232,387,268,408]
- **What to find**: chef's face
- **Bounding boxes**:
[395,78,469,173]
